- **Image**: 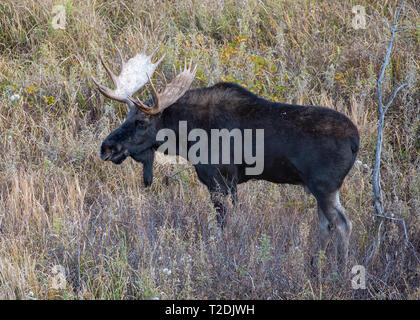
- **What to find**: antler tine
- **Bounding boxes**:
[192,63,197,75]
[150,47,158,57]
[159,71,168,87]
[155,53,166,66]
[149,75,159,99]
[129,97,159,115]
[172,64,177,79]
[127,73,161,115]
[99,54,118,88]
[128,96,154,114]
[184,59,196,74]
[91,76,105,94]
[116,48,124,66]
[91,75,125,102]
[131,77,161,115]
[145,73,160,111]
[190,63,197,77]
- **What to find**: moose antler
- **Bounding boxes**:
[93,50,196,115]
[92,48,164,103]
[128,59,197,115]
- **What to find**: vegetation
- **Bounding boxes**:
[0,0,418,299]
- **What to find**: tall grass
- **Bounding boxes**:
[0,0,419,299]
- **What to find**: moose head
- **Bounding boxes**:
[92,49,196,186]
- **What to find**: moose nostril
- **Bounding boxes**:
[100,142,113,160]
[100,141,125,161]
[101,153,111,161]
[100,143,108,154]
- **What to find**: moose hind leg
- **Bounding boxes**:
[316,190,352,271]
[332,192,352,269]
[318,206,332,252]
[310,205,332,271]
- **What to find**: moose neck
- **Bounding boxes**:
[152,100,201,162]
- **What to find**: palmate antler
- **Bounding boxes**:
[92,49,196,115]
[129,59,197,115]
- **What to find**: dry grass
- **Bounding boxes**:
[0,0,419,299]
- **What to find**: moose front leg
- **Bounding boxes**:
[195,165,238,229]
[209,182,237,229]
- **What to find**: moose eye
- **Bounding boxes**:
[135,119,147,128]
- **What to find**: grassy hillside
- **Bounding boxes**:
[0,0,419,299]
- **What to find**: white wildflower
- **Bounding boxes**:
[162,268,172,276]
[10,94,20,102]
[355,160,369,170]
[27,291,37,300]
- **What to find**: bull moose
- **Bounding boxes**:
[93,49,359,267]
